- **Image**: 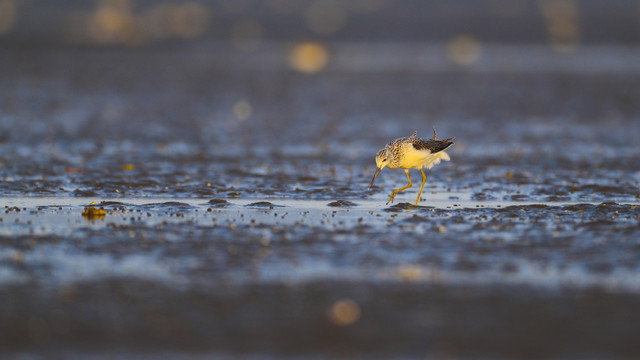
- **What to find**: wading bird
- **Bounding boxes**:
[369,128,454,205]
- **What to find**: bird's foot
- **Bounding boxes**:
[386,193,396,205]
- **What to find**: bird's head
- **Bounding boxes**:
[374,148,390,170]
[369,148,390,190]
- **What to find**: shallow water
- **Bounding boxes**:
[2,196,639,289]
[2,44,640,358]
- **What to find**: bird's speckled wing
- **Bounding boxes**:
[411,138,454,153]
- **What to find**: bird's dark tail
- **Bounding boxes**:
[430,127,454,152]
[433,137,454,153]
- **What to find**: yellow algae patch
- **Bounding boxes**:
[82,207,106,218]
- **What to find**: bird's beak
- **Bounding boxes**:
[368,167,381,190]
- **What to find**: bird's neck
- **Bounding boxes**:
[388,153,401,168]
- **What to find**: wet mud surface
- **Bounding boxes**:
[1,198,640,358]
[1,46,640,358]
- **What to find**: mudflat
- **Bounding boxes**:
[1,44,639,358]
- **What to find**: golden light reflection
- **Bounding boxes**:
[231,19,263,51]
[95,0,130,33]
[289,42,329,73]
[233,100,252,121]
[305,0,347,35]
[0,0,17,35]
[328,299,361,326]
[538,0,580,53]
[142,3,210,40]
[447,35,482,66]
[89,0,142,46]
[67,1,210,45]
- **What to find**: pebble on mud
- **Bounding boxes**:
[327,200,359,207]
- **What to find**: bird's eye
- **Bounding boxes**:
[383,158,387,162]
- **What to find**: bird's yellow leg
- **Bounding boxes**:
[386,169,412,205]
[415,168,427,205]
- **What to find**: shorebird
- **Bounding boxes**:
[368,128,454,205]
